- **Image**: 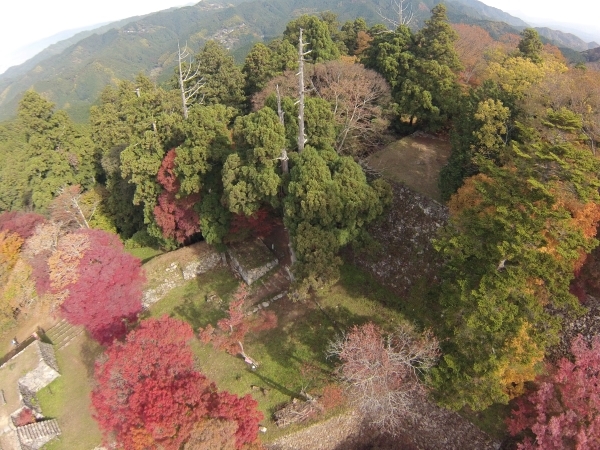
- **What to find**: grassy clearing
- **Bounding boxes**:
[125,246,163,263]
[148,262,410,443]
[461,403,511,441]
[148,267,239,328]
[367,135,451,201]
[37,334,104,450]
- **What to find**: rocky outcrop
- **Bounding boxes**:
[18,343,60,395]
[142,242,226,307]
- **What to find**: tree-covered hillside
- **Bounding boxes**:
[0,0,595,123]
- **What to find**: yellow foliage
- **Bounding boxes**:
[0,231,24,275]
[339,55,357,64]
[0,258,37,318]
[484,56,567,99]
[495,322,545,398]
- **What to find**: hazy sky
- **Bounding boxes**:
[482,0,599,34]
[0,0,599,74]
[0,0,191,74]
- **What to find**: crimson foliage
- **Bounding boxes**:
[199,284,277,355]
[0,211,45,239]
[59,229,144,344]
[225,209,276,243]
[153,149,201,243]
[508,334,600,449]
[92,317,263,450]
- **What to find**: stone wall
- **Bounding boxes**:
[36,342,58,374]
[353,182,448,296]
[228,239,278,285]
[142,242,226,307]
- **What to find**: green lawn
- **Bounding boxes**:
[125,246,164,263]
[148,262,410,442]
[37,335,104,450]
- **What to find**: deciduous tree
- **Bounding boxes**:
[508,334,600,449]
[92,316,263,449]
[59,229,145,344]
[0,211,45,239]
[327,322,439,434]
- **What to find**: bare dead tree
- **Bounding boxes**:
[311,61,391,155]
[327,322,439,434]
[49,185,98,229]
[177,41,204,119]
[237,341,259,370]
[297,28,311,153]
[276,85,289,174]
[378,0,415,29]
[275,84,297,267]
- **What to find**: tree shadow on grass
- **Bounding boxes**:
[79,336,104,378]
[248,368,299,399]
[173,298,227,330]
[337,263,441,330]
[257,302,371,387]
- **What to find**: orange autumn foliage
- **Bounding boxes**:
[0,231,24,278]
[448,173,493,216]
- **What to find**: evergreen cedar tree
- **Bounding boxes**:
[91,316,262,450]
[507,335,600,449]
[16,91,96,210]
[362,4,462,131]
[58,229,145,344]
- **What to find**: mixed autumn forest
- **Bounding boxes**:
[1,1,600,449]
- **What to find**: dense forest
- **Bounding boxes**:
[1,3,600,449]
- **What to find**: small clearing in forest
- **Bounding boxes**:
[367,133,451,201]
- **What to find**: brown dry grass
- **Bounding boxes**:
[367,134,451,202]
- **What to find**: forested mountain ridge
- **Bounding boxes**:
[0,15,149,81]
[0,0,596,123]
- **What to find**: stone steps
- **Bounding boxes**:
[45,319,84,350]
[17,419,61,444]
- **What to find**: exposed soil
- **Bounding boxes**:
[548,294,600,361]
[367,133,451,202]
[0,302,58,359]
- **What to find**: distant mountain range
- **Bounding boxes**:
[0,0,597,122]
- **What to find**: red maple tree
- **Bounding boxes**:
[153,149,201,243]
[507,334,600,449]
[0,211,45,239]
[92,316,263,450]
[199,284,277,355]
[225,209,276,243]
[59,229,145,344]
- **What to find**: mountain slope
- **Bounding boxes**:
[0,0,596,123]
[448,0,527,27]
[1,16,147,81]
[534,27,599,52]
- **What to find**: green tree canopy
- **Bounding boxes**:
[194,41,246,111]
[283,15,341,63]
[17,91,95,210]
